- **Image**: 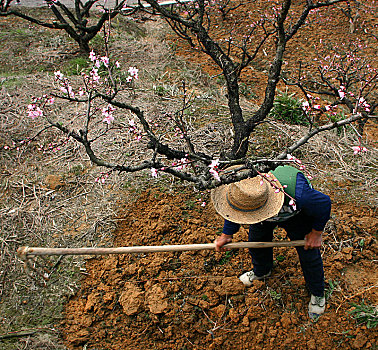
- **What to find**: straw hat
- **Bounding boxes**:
[211,172,284,224]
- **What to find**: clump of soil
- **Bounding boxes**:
[63,188,377,350]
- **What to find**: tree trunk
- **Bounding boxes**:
[225,75,249,159]
[78,38,91,54]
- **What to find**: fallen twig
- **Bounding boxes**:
[0,327,57,340]
[336,284,378,313]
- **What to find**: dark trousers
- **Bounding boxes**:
[248,211,324,297]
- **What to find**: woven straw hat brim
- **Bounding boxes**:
[211,173,284,224]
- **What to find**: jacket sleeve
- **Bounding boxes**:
[222,219,240,236]
[295,173,331,231]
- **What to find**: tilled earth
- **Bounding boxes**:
[63,188,377,350]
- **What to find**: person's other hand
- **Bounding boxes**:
[214,233,232,252]
[304,229,323,250]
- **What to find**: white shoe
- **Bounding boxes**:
[239,270,271,287]
[308,295,326,319]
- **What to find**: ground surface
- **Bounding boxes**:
[63,188,378,350]
[0,1,377,350]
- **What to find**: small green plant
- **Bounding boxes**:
[349,302,378,329]
[154,85,168,96]
[269,91,308,126]
[358,238,365,251]
[69,164,84,176]
[0,76,22,88]
[276,254,285,262]
[239,82,257,99]
[218,250,233,265]
[89,34,104,48]
[201,294,209,301]
[267,288,281,300]
[325,279,340,300]
[63,57,90,76]
[329,111,348,135]
[185,199,195,210]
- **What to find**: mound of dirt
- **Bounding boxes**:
[62,188,377,350]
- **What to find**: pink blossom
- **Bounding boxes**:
[352,145,368,155]
[115,61,120,68]
[209,168,220,181]
[289,199,297,211]
[101,56,109,67]
[313,104,321,110]
[128,67,138,79]
[54,71,64,80]
[60,85,74,97]
[338,87,345,100]
[201,202,206,207]
[89,51,97,61]
[126,76,133,83]
[209,159,220,181]
[91,68,100,83]
[27,104,43,119]
[102,104,115,124]
[286,154,295,160]
[151,168,158,178]
[209,159,219,168]
[302,101,310,110]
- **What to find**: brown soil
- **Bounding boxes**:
[58,2,377,349]
[62,188,377,350]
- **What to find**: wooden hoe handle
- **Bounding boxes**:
[17,240,305,259]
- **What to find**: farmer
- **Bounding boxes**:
[211,165,331,319]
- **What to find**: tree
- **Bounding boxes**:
[23,0,375,192]
[0,0,139,53]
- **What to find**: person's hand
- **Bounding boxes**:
[214,233,232,252]
[304,229,323,250]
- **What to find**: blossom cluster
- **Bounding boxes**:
[352,145,368,155]
[258,173,296,210]
[54,71,75,98]
[301,94,339,117]
[150,157,191,179]
[95,172,110,184]
[27,104,44,119]
[102,104,115,124]
[37,138,69,153]
[286,154,313,180]
[128,119,142,140]
[3,139,31,151]
[208,159,220,181]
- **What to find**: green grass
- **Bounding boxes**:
[0,75,24,88]
[325,279,341,301]
[62,57,90,76]
[269,91,308,126]
[349,302,378,329]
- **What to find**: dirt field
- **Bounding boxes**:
[63,188,378,350]
[0,1,377,350]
